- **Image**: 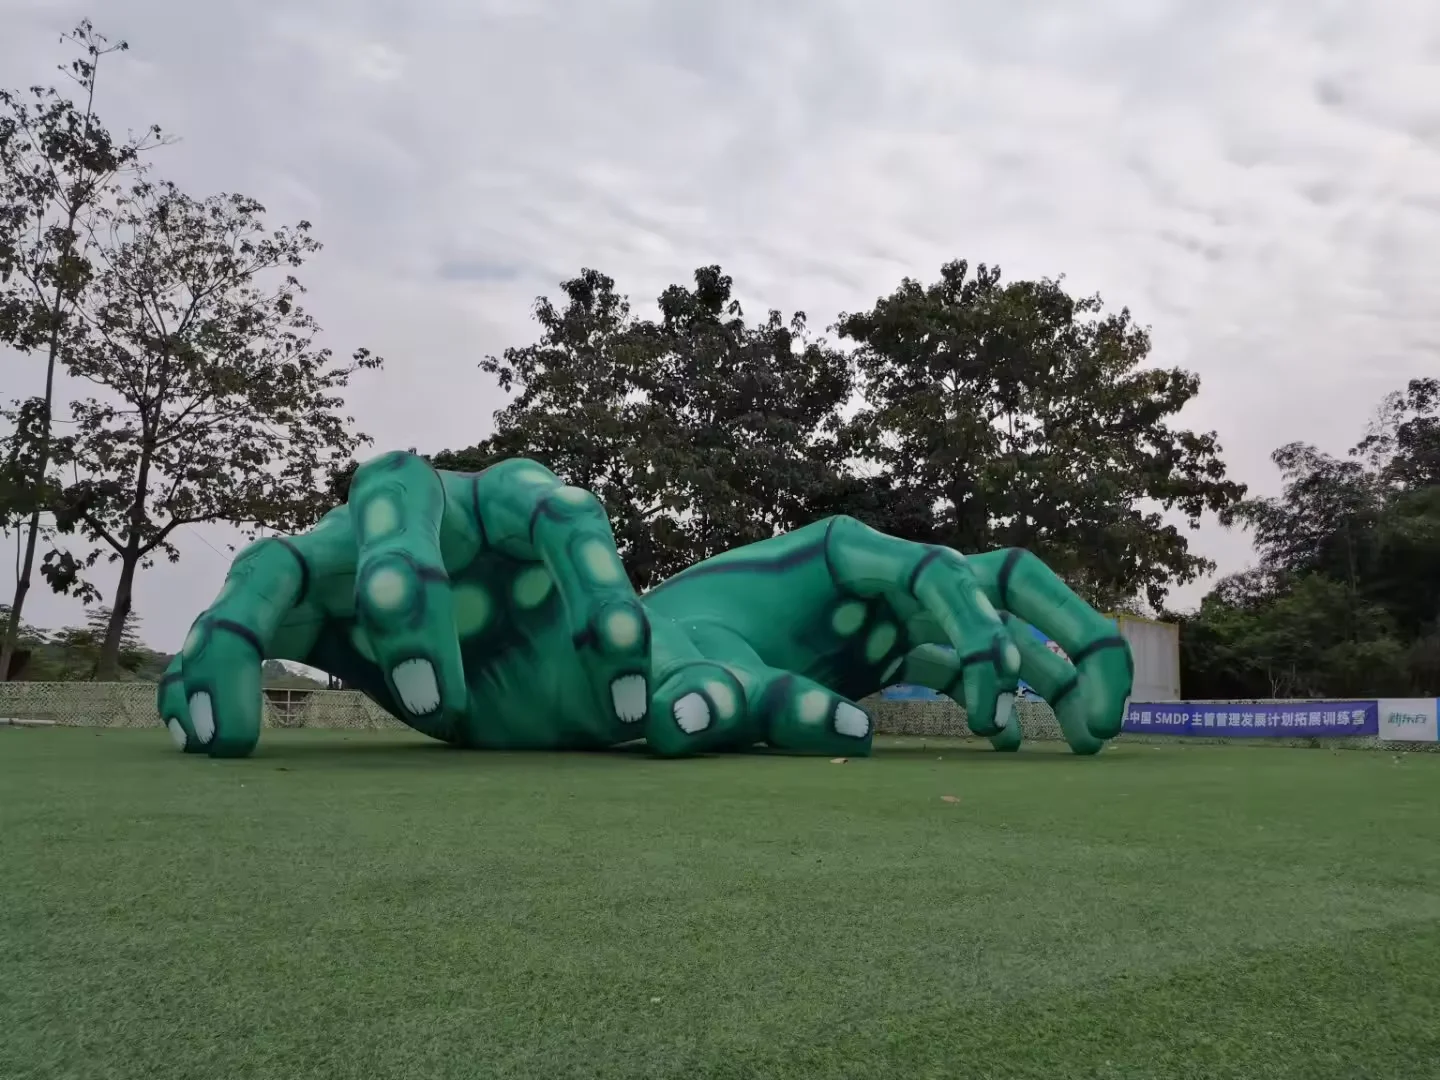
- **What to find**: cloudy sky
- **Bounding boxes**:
[3,0,1439,651]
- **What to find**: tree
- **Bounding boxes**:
[53,179,383,678]
[836,260,1246,609]
[85,603,142,656]
[469,267,666,582]
[620,265,854,582]
[1,398,99,611]
[0,21,164,681]
[1357,377,1440,490]
[427,266,854,588]
[1221,400,1439,650]
[1176,573,1408,699]
[59,605,159,679]
[0,602,169,681]
[0,602,46,678]
[1355,378,1440,641]
[1222,442,1383,625]
[1176,379,1440,699]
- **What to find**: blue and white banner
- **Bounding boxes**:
[879,623,1071,701]
[1123,701,1378,738]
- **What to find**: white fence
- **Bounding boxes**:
[1,682,1435,752]
[0,682,404,731]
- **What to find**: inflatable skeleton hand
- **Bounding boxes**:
[159,453,1133,758]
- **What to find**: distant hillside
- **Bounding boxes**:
[1,604,326,687]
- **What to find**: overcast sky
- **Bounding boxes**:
[3,0,1439,651]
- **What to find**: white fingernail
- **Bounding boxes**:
[392,659,440,715]
[834,702,870,738]
[188,692,215,744]
[673,692,710,734]
[166,717,187,750]
[994,691,1016,732]
[610,675,647,723]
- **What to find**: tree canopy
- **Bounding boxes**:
[415,260,1245,609]
[1175,378,1440,698]
[836,260,1245,611]
[51,179,382,677]
[407,265,857,588]
[0,20,164,679]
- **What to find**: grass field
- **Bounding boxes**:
[3,729,1440,1080]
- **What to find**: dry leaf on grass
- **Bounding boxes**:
[830,757,849,764]
[940,795,960,803]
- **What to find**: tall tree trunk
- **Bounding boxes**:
[94,440,154,681]
[0,518,39,680]
[94,551,138,680]
[0,344,63,682]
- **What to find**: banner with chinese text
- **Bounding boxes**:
[1123,701,1378,738]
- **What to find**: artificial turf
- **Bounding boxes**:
[2,728,1439,1080]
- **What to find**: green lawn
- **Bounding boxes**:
[3,729,1439,1080]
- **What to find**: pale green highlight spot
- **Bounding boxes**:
[725,665,754,691]
[865,622,897,663]
[452,583,493,637]
[704,679,737,719]
[838,543,913,593]
[604,608,641,649]
[557,485,593,505]
[513,566,554,608]
[514,468,555,486]
[182,624,204,658]
[362,497,400,539]
[581,538,625,584]
[367,567,408,610]
[351,625,377,662]
[974,590,999,622]
[831,601,866,636]
[797,689,830,724]
[1003,640,1022,675]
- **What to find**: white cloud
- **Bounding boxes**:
[3,0,1439,649]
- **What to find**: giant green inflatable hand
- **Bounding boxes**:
[158,453,1133,758]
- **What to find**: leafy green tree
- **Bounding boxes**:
[466,267,668,584]
[1,400,98,610]
[1358,377,1440,490]
[85,603,142,656]
[0,21,164,681]
[1178,574,1407,699]
[423,266,855,588]
[0,604,45,646]
[622,265,854,582]
[1177,379,1440,698]
[1222,442,1383,631]
[7,603,167,681]
[52,179,383,678]
[1356,378,1440,641]
[0,602,47,678]
[836,260,1246,610]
